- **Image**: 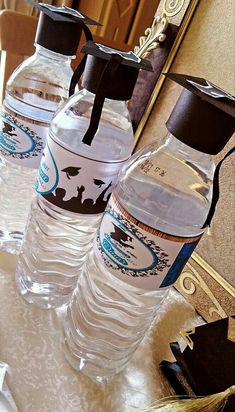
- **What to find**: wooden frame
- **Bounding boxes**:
[133,0,200,147]
[0,10,38,103]
[177,252,235,322]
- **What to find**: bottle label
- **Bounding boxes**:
[35,135,128,214]
[0,107,48,168]
[94,194,203,290]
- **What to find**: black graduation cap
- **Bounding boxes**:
[165,73,235,155]
[160,316,235,412]
[81,41,153,70]
[29,2,100,25]
[80,41,153,101]
[69,41,153,146]
[26,1,100,55]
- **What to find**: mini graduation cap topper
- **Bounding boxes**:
[164,73,235,228]
[165,73,235,155]
[26,1,100,55]
[160,316,235,412]
[30,3,100,25]
[82,41,152,100]
[69,41,153,146]
[81,41,152,68]
[70,41,153,100]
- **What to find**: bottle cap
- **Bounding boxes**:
[165,73,235,154]
[69,41,152,146]
[81,41,153,100]
[28,2,100,55]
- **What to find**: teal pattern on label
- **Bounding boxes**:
[0,109,45,162]
[100,211,159,272]
[35,141,59,195]
[35,135,125,214]
[94,194,203,290]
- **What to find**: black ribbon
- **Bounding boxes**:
[80,20,93,42]
[69,55,87,97]
[69,53,123,146]
[202,146,235,228]
[68,22,93,97]
[82,54,123,145]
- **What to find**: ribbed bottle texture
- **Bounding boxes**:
[15,91,134,308]
[63,135,215,381]
[16,196,100,309]
[0,157,36,253]
[63,251,166,380]
[0,46,73,254]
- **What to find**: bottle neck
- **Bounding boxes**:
[162,132,214,168]
[34,44,74,63]
[82,88,125,104]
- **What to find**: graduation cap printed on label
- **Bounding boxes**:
[26,1,100,55]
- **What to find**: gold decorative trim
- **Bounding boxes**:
[179,260,228,319]
[180,328,195,349]
[134,0,200,148]
[163,0,185,17]
[191,252,235,297]
[134,14,168,59]
[227,317,235,343]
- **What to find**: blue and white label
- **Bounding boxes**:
[100,212,159,271]
[35,141,59,195]
[0,108,48,168]
[36,135,127,214]
[94,195,203,290]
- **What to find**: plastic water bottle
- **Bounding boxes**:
[0,4,94,254]
[15,42,152,308]
[62,73,235,381]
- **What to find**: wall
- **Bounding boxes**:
[138,0,235,287]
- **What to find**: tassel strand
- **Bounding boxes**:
[138,385,235,412]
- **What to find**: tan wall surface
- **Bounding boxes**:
[138,0,235,287]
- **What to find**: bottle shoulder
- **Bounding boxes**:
[115,140,215,236]
[50,90,134,162]
[5,54,73,117]
[61,90,131,128]
[7,54,73,86]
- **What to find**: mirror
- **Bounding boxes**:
[130,0,200,147]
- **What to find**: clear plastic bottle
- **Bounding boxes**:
[62,71,235,381]
[62,133,215,381]
[15,42,151,309]
[0,46,74,254]
[15,90,133,309]
[0,4,92,254]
